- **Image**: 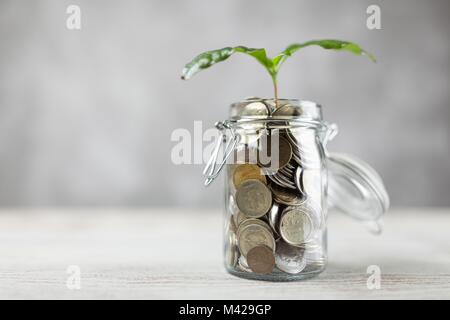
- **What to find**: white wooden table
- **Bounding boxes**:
[0,208,449,299]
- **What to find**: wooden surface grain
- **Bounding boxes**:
[0,208,449,299]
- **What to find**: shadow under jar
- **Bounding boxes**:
[209,98,389,281]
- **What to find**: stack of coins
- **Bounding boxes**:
[225,98,323,276]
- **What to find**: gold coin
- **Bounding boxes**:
[246,245,275,275]
[233,164,266,188]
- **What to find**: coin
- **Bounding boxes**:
[275,239,306,274]
[294,166,306,196]
[233,164,267,188]
[279,207,314,246]
[227,193,239,214]
[261,99,278,112]
[259,214,271,226]
[295,130,321,168]
[244,96,263,101]
[236,179,272,218]
[237,218,272,235]
[230,99,270,119]
[284,130,303,165]
[225,224,238,268]
[274,171,296,189]
[237,223,276,257]
[227,214,238,235]
[271,104,303,118]
[268,202,282,237]
[286,162,296,170]
[240,101,270,118]
[280,165,294,175]
[269,183,305,206]
[263,99,292,112]
[238,255,252,272]
[246,245,275,275]
[265,170,296,190]
[233,210,247,227]
[257,134,292,170]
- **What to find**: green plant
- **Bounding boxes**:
[181,39,375,108]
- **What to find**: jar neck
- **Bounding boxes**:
[225,118,328,131]
[229,98,324,122]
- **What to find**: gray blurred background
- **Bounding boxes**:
[0,0,448,208]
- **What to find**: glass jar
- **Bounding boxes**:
[204,98,389,281]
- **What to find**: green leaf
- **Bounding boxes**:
[181,40,376,106]
[181,46,275,80]
[272,39,376,73]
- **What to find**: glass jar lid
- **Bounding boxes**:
[327,153,390,234]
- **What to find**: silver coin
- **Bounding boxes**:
[275,239,306,274]
[274,172,297,189]
[244,96,263,101]
[286,162,296,170]
[294,166,306,196]
[233,210,247,227]
[285,129,322,168]
[265,165,297,189]
[277,168,295,180]
[227,194,238,215]
[291,152,302,166]
[269,183,305,206]
[268,202,282,236]
[259,214,271,226]
[236,179,272,218]
[225,217,239,268]
[237,218,272,235]
[268,172,296,189]
[238,255,252,272]
[279,206,314,246]
[265,169,296,190]
[265,170,283,185]
[280,165,294,175]
[240,101,270,118]
[284,132,303,166]
[237,223,276,257]
[227,214,238,236]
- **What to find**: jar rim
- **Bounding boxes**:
[229,98,323,121]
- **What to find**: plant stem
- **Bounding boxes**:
[272,78,279,109]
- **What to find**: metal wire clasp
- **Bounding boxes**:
[203,121,240,186]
